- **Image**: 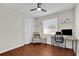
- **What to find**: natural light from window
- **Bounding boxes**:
[43,18,58,34]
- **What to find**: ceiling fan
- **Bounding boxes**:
[30,3,47,12]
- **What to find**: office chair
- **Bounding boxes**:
[51,32,65,48]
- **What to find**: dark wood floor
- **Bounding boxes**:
[0,43,76,56]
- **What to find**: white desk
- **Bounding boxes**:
[51,35,77,54]
[63,35,75,40]
[63,35,77,53]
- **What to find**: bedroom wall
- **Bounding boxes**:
[0,5,35,53]
[0,5,24,53]
[35,9,74,48]
[74,4,79,56]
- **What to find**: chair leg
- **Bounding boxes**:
[58,44,59,48]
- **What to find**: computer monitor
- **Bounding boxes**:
[62,29,72,36]
[56,32,61,35]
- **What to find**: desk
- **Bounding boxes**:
[63,36,77,53]
[51,35,77,54]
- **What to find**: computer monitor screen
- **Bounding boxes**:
[62,29,72,36]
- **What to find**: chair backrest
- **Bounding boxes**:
[32,32,40,39]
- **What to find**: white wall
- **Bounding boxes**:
[35,9,74,45]
[35,9,74,32]
[0,5,35,53]
[0,5,24,53]
[74,4,79,56]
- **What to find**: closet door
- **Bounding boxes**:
[24,16,35,44]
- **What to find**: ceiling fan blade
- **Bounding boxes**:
[30,8,37,11]
[37,3,41,7]
[41,8,47,12]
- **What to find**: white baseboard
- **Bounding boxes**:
[0,42,32,54]
[0,44,25,54]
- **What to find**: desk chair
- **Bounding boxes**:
[51,32,66,48]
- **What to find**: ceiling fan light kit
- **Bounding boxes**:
[37,7,41,11]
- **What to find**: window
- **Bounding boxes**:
[43,18,58,34]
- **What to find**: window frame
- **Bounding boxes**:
[43,18,58,35]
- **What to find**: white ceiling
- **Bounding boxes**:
[2,3,76,18]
